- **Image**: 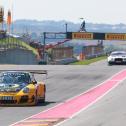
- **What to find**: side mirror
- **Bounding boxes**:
[32,81,37,84]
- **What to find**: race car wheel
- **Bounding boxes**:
[34,91,39,105]
[34,96,39,105]
[108,62,112,66]
[38,94,45,103]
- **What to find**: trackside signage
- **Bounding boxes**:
[67,32,126,40]
[105,33,126,40]
[72,32,93,40]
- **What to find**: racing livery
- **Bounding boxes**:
[107,51,126,65]
[0,70,47,106]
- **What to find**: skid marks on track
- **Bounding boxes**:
[13,118,65,126]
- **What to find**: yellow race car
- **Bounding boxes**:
[0,70,47,106]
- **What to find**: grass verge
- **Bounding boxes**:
[70,55,107,65]
[0,37,39,56]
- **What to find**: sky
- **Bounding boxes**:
[1,0,126,24]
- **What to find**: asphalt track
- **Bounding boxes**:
[0,60,126,126]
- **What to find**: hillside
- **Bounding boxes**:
[11,20,126,35]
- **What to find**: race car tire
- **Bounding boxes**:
[34,97,39,105]
[108,62,112,66]
[38,98,45,103]
[34,91,39,105]
[38,95,45,103]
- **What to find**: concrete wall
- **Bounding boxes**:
[0,48,38,64]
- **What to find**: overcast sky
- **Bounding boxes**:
[1,0,126,24]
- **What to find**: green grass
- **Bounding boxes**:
[71,56,107,65]
[0,37,39,56]
[21,41,39,55]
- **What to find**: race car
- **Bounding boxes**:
[107,51,126,65]
[0,70,47,106]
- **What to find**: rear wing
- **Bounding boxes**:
[27,70,47,75]
[0,70,48,77]
[28,70,48,79]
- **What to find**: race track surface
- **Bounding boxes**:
[0,60,126,126]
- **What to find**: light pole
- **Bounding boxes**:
[65,23,68,33]
[65,23,68,39]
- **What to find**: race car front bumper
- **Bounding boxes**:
[108,58,126,64]
[0,95,36,106]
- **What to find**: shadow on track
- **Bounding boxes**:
[0,101,57,107]
[37,101,57,106]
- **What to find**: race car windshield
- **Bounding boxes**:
[111,52,126,56]
[0,72,31,84]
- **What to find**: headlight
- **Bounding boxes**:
[108,56,114,61]
[23,87,29,93]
